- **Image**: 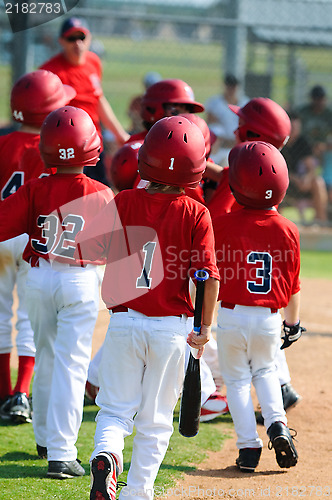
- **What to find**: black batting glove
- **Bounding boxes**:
[280,320,306,350]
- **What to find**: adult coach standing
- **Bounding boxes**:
[40,16,130,184]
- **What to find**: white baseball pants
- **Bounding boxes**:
[25,259,100,461]
[88,315,215,406]
[217,304,287,450]
[92,309,188,500]
[0,235,35,356]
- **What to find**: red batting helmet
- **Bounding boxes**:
[229,97,291,150]
[141,79,204,126]
[10,70,76,128]
[110,141,142,191]
[138,116,206,188]
[39,106,101,168]
[179,113,211,158]
[228,141,289,209]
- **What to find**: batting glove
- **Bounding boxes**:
[280,320,306,349]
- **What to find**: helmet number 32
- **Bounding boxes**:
[59,148,75,160]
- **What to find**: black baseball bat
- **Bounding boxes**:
[179,269,209,437]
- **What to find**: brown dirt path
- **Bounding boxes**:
[160,278,332,499]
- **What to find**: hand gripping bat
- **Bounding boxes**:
[179,269,209,437]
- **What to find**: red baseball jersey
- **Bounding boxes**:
[206,167,238,219]
[40,52,103,135]
[0,173,113,266]
[213,207,300,308]
[76,188,220,317]
[0,131,54,201]
[126,130,147,144]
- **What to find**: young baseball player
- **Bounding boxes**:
[213,141,304,472]
[0,106,113,477]
[207,96,292,220]
[205,98,302,420]
[86,82,228,421]
[75,116,220,500]
[0,70,76,424]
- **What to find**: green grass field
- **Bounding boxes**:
[1,31,332,128]
[0,401,233,500]
[300,250,332,279]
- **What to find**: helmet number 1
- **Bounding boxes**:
[59,148,75,160]
[169,157,175,170]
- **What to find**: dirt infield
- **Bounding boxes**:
[159,278,332,499]
[89,278,332,500]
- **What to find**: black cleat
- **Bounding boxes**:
[9,392,32,424]
[281,383,302,411]
[36,444,47,459]
[0,395,13,421]
[267,421,298,468]
[47,459,85,479]
[236,447,262,472]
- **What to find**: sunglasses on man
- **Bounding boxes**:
[65,33,86,42]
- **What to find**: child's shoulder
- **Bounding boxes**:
[274,211,300,235]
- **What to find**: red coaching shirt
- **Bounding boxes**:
[76,188,220,317]
[213,207,300,309]
[0,173,113,266]
[40,52,103,136]
[0,131,53,201]
[206,167,239,219]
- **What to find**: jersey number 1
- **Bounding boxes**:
[136,241,157,289]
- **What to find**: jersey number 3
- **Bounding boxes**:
[247,251,272,294]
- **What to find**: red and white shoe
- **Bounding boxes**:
[200,391,229,422]
[90,453,118,500]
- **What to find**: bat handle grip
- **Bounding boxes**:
[191,269,209,359]
[191,326,201,359]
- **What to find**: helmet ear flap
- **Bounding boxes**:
[230,98,291,150]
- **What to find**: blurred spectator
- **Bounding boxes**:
[321,134,332,209]
[281,111,328,224]
[204,73,249,165]
[297,85,332,157]
[127,71,162,135]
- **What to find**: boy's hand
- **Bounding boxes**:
[187,324,211,358]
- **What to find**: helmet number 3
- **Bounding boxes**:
[59,148,75,160]
[265,189,272,199]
